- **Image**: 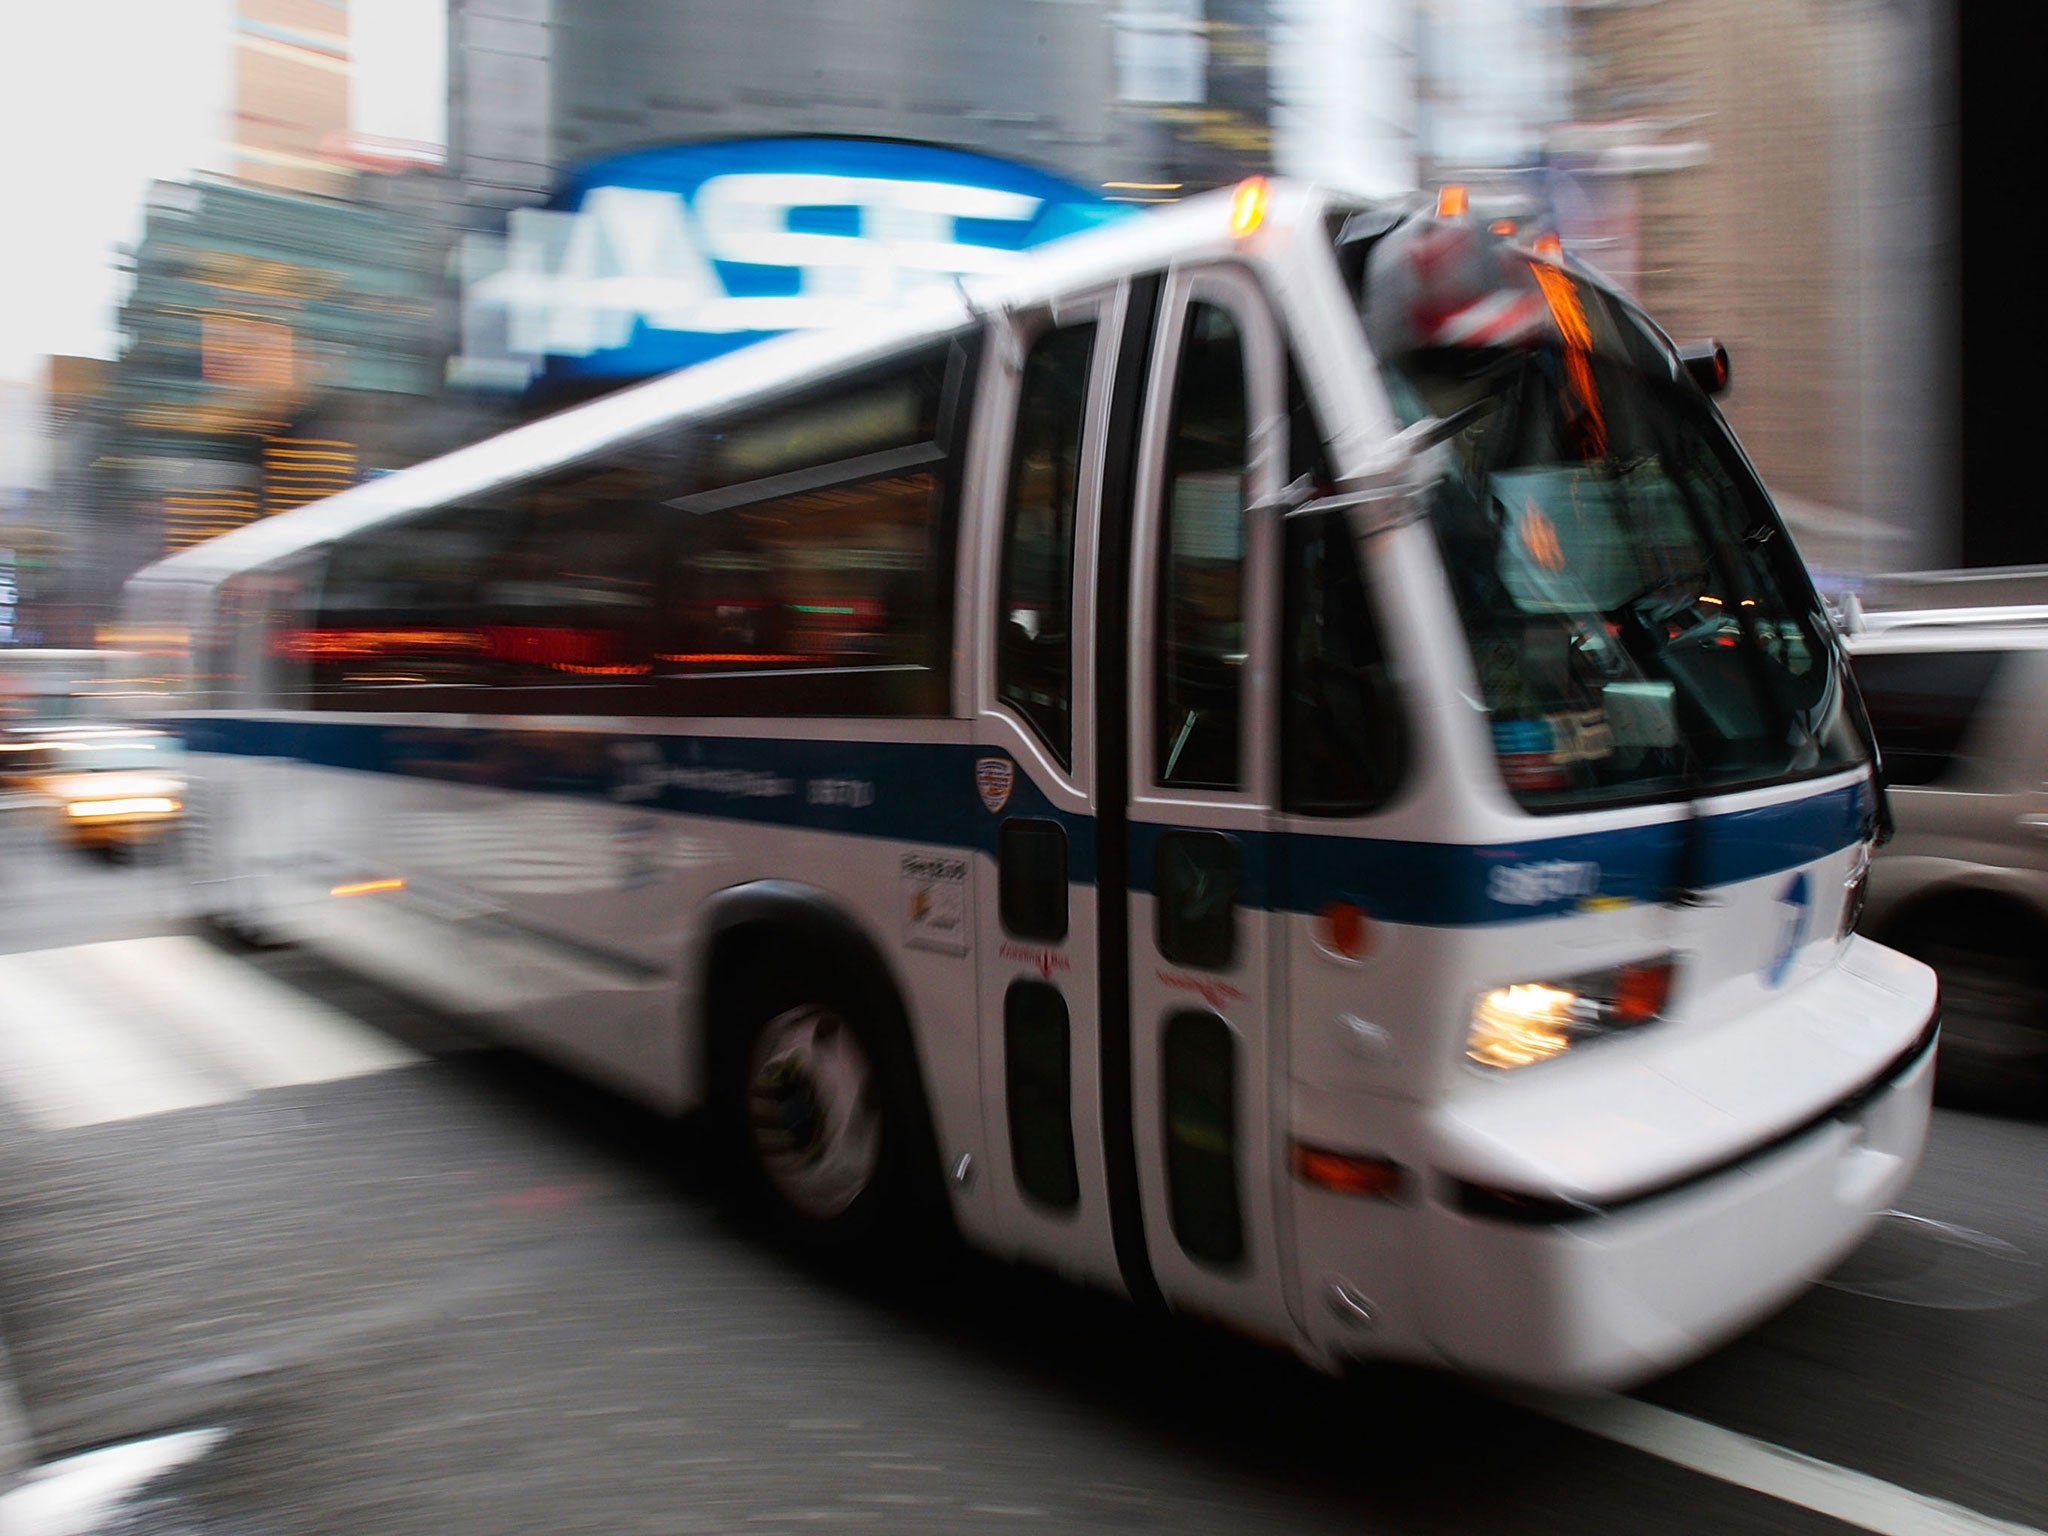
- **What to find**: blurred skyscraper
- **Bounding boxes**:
[46,5,461,634]
[448,0,1126,237]
[233,0,355,198]
[443,0,1570,220]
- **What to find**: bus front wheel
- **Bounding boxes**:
[746,998,885,1227]
[715,961,920,1252]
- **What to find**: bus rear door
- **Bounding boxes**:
[971,283,1130,1292]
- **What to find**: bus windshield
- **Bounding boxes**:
[1356,223,1865,810]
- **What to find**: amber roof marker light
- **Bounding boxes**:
[1229,176,1270,238]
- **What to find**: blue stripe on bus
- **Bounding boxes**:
[1274,778,1873,927]
[171,716,1870,928]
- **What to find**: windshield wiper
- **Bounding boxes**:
[1389,396,1501,457]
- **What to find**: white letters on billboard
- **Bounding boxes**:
[457,172,1045,385]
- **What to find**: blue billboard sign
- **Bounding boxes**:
[454,137,1132,391]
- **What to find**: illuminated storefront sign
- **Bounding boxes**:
[454,138,1129,390]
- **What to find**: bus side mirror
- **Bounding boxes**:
[1679,340,1731,395]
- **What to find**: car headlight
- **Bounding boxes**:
[65,796,181,819]
[1467,956,1675,1069]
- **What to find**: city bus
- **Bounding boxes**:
[120,177,1938,1390]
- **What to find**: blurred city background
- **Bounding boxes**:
[0,0,2023,652]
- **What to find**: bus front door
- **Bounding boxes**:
[1120,265,1296,1343]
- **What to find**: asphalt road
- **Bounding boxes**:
[2,810,2045,1536]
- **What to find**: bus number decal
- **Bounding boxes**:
[1487,859,1601,908]
[807,777,875,808]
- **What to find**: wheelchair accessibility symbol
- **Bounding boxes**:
[1767,871,1811,987]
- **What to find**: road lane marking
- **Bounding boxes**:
[0,955,230,1129]
[0,936,419,1130]
[80,935,417,1088]
[0,1427,226,1536]
[1521,1390,2047,1536]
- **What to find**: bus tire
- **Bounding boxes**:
[711,950,934,1256]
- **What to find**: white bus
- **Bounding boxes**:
[122,177,1937,1390]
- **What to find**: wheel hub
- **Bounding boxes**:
[746,1004,882,1221]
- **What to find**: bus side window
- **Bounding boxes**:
[1281,509,1405,816]
[475,463,663,693]
[305,502,516,703]
[658,338,973,717]
[996,321,1096,767]
[1157,303,1248,791]
[302,453,666,709]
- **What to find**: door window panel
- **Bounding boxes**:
[1162,1010,1245,1268]
[1282,509,1405,815]
[997,322,1096,766]
[999,817,1070,941]
[1005,980,1080,1212]
[1156,303,1249,789]
[1155,829,1240,970]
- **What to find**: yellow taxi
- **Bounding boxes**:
[1,724,184,852]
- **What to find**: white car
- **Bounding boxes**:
[1847,618,2048,1102]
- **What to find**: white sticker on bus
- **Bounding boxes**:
[903,852,969,955]
[1488,858,1601,907]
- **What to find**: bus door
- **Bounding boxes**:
[1122,265,1296,1341]
[971,283,1130,1292]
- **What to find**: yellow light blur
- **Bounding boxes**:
[66,797,180,819]
[1468,982,1578,1068]
[1229,176,1269,237]
[1436,184,1469,217]
[330,877,405,897]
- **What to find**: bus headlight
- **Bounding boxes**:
[1467,957,1674,1069]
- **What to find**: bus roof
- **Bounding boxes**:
[128,179,1366,594]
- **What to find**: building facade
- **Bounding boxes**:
[1559,0,1956,575]
[233,0,355,197]
[81,174,449,619]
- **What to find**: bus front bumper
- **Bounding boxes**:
[1290,937,1938,1390]
[1412,1018,1933,1389]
